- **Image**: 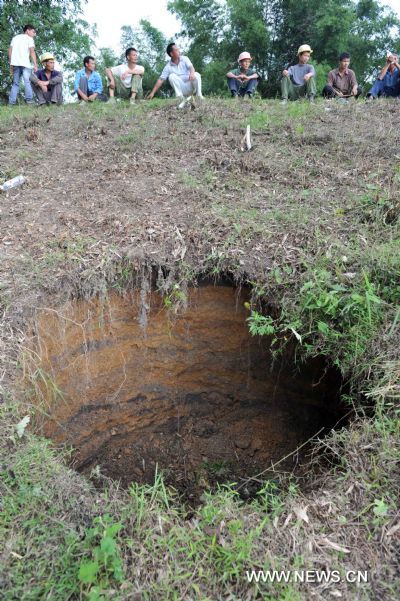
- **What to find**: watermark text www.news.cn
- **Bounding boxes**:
[245,569,369,584]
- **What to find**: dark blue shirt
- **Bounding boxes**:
[34,68,62,81]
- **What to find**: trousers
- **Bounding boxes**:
[368,78,400,98]
[78,76,108,102]
[31,81,63,105]
[168,72,203,98]
[9,66,33,104]
[281,76,316,100]
[112,74,143,99]
[322,84,362,99]
[227,78,258,96]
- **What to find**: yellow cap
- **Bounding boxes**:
[40,52,55,63]
[297,44,313,55]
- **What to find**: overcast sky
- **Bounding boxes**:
[83,0,400,53]
[83,0,180,52]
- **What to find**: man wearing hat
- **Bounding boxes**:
[30,53,63,105]
[366,52,400,100]
[226,52,259,98]
[281,44,316,103]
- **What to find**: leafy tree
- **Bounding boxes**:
[169,0,224,67]
[168,0,400,96]
[168,0,228,95]
[347,0,400,83]
[115,20,169,94]
[96,46,119,92]
[0,0,95,102]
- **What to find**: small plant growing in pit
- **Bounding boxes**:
[78,515,125,600]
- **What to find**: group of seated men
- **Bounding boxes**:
[280,44,400,102]
[7,25,400,107]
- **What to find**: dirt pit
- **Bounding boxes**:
[28,283,344,499]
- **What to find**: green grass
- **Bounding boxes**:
[116,131,141,146]
[0,104,33,127]
[242,99,319,131]
[2,393,398,599]
[179,172,199,188]
[247,257,391,378]
[0,430,84,600]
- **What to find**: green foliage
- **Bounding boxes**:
[168,0,225,68]
[247,313,276,336]
[117,20,168,94]
[96,46,119,91]
[169,0,400,97]
[246,110,270,129]
[78,515,124,597]
[248,265,387,375]
[256,480,286,515]
[0,433,83,599]
[313,61,332,93]
[163,283,187,309]
[0,0,94,102]
[202,60,232,96]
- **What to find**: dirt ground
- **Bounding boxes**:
[0,99,398,318]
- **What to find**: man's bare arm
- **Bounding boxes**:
[378,63,390,80]
[48,73,63,86]
[105,67,115,88]
[123,65,145,76]
[8,47,13,74]
[29,47,38,70]
[147,78,164,99]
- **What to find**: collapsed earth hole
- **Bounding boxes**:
[28,282,345,501]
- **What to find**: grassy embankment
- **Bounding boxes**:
[0,99,399,600]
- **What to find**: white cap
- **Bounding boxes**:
[238,52,252,62]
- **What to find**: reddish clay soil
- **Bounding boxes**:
[28,284,343,499]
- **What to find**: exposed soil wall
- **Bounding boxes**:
[28,284,342,494]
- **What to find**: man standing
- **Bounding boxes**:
[281,44,316,104]
[366,52,400,100]
[30,53,63,106]
[226,52,259,98]
[74,56,107,103]
[8,24,38,105]
[323,52,361,99]
[106,47,144,105]
[147,42,203,108]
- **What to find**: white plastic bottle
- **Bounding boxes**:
[0,175,26,192]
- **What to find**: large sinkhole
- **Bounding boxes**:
[28,283,344,499]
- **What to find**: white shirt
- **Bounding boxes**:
[160,56,193,81]
[10,33,35,68]
[111,63,144,88]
